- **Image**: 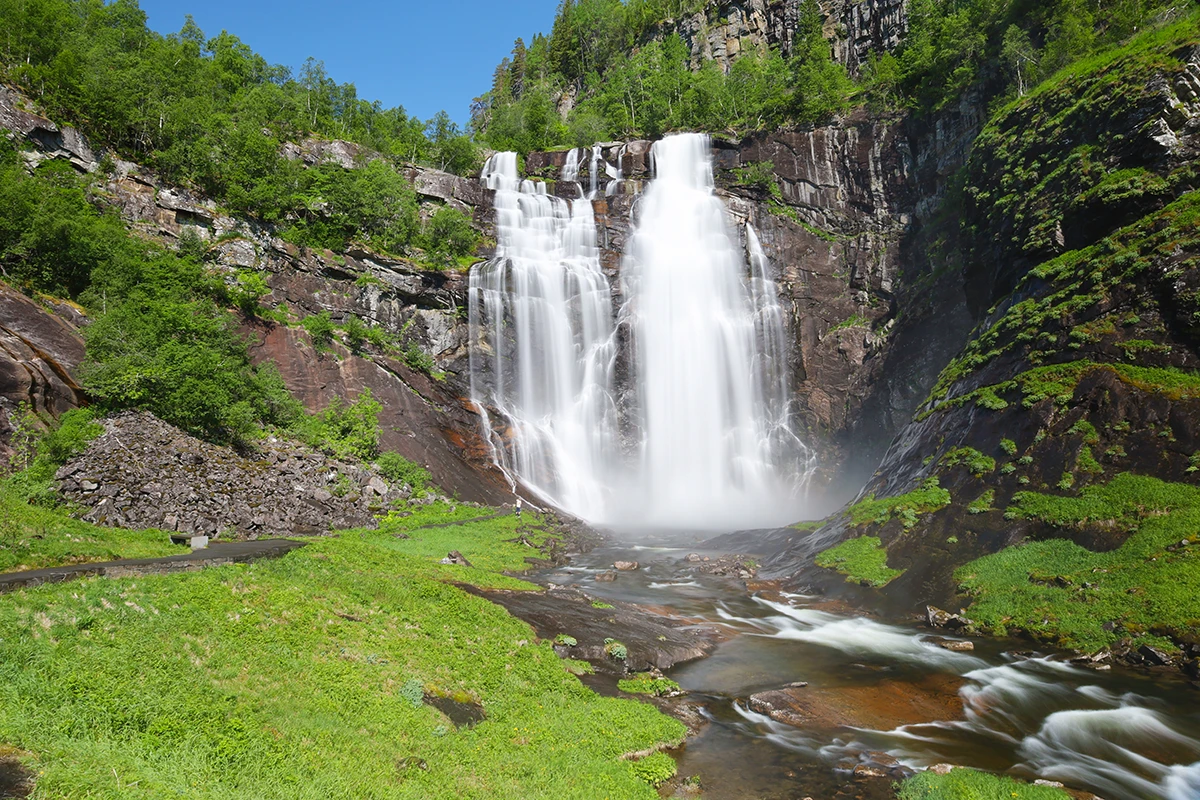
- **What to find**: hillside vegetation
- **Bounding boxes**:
[472,0,1187,152]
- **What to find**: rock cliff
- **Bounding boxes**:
[764,26,1200,648]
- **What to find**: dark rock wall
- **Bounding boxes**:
[0,285,88,461]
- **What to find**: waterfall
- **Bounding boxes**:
[562,147,581,187]
[469,135,810,530]
[468,152,620,520]
[617,133,807,529]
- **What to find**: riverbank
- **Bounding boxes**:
[0,500,686,799]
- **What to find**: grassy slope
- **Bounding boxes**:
[0,485,181,573]
[0,502,684,799]
[899,768,1069,800]
[957,474,1200,652]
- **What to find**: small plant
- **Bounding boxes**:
[603,638,627,660]
[1068,419,1101,444]
[628,751,677,787]
[1000,438,1018,456]
[618,674,680,696]
[553,634,577,647]
[591,601,614,610]
[331,473,353,498]
[1057,471,1075,490]
[941,447,996,476]
[946,535,959,544]
[399,678,424,708]
[968,489,995,515]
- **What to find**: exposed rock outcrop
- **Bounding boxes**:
[0,285,88,461]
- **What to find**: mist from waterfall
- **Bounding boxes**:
[469,135,811,531]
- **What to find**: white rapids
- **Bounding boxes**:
[469,134,811,529]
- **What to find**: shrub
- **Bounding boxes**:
[342,315,368,353]
[3,408,104,506]
[375,451,432,493]
[302,312,335,351]
[231,270,270,317]
[403,342,436,374]
[422,206,479,267]
[291,390,382,461]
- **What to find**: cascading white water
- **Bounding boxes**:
[562,147,580,187]
[617,133,807,529]
[470,134,810,530]
[468,152,620,520]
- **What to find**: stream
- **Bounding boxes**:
[535,537,1200,800]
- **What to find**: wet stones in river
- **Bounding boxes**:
[613,560,639,571]
[745,673,966,732]
[926,605,973,631]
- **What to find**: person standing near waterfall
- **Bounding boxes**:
[515,497,523,518]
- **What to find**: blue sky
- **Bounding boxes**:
[136,0,559,127]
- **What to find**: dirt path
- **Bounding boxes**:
[0,539,306,594]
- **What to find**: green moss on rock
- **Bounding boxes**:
[815,535,905,587]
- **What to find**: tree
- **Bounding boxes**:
[1001,25,1038,96]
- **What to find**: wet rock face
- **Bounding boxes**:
[57,411,408,537]
[0,286,88,461]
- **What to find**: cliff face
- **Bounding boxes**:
[764,26,1200,622]
[660,0,908,74]
[521,95,979,498]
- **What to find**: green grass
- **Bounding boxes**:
[941,447,996,477]
[0,504,685,798]
[846,477,951,530]
[898,768,1070,800]
[815,535,904,587]
[0,485,181,573]
[926,360,1200,419]
[957,473,1200,652]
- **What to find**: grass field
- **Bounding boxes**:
[0,500,684,799]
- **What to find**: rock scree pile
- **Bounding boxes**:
[56,411,415,537]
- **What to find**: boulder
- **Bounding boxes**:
[746,673,965,731]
